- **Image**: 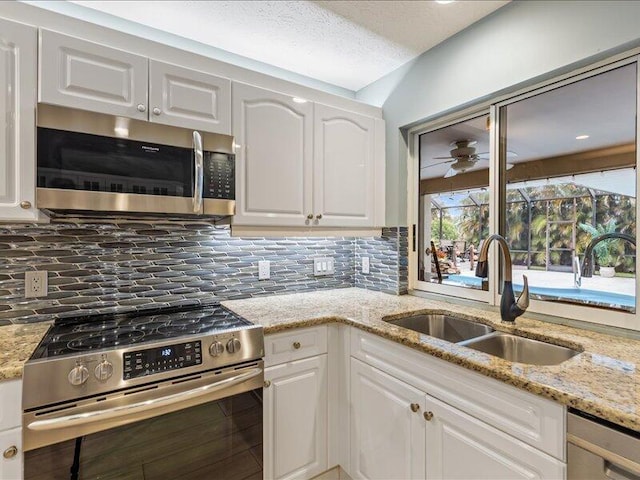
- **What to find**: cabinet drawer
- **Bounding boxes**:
[351,329,566,461]
[0,380,22,431]
[265,326,328,367]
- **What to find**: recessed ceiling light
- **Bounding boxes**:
[435,1,455,4]
[576,135,590,140]
[292,97,308,104]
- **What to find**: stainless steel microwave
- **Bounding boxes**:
[36,105,235,217]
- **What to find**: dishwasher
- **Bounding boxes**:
[568,410,640,480]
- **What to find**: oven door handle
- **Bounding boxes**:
[192,130,204,213]
[27,367,262,431]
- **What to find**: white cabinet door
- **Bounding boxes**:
[0,18,39,222]
[425,393,566,480]
[264,355,328,480]
[314,104,377,227]
[350,358,426,480]
[149,60,231,134]
[0,427,22,480]
[39,29,148,120]
[233,83,313,226]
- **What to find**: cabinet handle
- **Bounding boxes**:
[263,380,271,388]
[423,411,434,421]
[20,201,31,209]
[3,445,17,459]
[315,214,323,220]
[307,214,314,220]
[137,104,146,113]
[293,341,301,350]
[410,403,420,413]
[152,107,162,116]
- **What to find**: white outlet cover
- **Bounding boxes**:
[258,260,270,280]
[25,270,48,298]
[362,256,370,274]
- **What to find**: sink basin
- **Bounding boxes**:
[385,314,494,343]
[462,332,581,365]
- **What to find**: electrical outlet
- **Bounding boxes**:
[313,257,335,276]
[362,256,370,274]
[25,270,48,298]
[258,260,270,280]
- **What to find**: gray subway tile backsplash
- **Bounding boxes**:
[0,221,408,323]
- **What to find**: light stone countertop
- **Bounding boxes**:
[1,288,638,433]
[221,288,640,432]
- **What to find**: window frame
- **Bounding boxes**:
[407,54,640,331]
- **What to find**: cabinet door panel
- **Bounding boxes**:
[0,18,39,221]
[264,355,328,480]
[425,394,565,480]
[314,104,376,227]
[149,60,231,134]
[39,29,148,119]
[0,427,22,480]
[233,83,313,226]
[350,358,425,480]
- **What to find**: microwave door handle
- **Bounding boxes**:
[192,130,204,213]
[27,367,262,431]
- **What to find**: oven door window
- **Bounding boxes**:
[24,389,263,480]
[37,128,194,198]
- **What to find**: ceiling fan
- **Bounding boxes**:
[429,140,516,178]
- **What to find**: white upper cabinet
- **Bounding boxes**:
[148,59,230,133]
[233,82,314,226]
[0,18,39,222]
[233,83,385,229]
[39,30,231,134]
[39,29,148,120]
[313,104,378,227]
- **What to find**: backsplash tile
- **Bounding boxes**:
[0,221,408,323]
[355,227,407,295]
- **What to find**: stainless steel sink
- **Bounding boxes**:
[385,314,494,343]
[462,332,581,365]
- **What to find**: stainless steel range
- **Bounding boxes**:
[22,304,264,480]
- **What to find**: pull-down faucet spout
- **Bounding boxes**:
[475,234,529,323]
[581,232,636,278]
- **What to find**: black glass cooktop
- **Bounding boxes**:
[31,304,253,359]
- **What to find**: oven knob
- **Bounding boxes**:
[226,338,241,354]
[94,360,114,381]
[68,365,89,386]
[209,341,225,357]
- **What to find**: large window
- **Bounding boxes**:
[410,59,639,330]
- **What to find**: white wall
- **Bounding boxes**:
[359,1,640,226]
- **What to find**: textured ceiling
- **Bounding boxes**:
[70,0,508,91]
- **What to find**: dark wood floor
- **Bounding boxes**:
[25,391,263,480]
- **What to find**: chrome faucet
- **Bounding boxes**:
[580,232,635,277]
[475,234,529,322]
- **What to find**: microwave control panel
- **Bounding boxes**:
[203,152,235,200]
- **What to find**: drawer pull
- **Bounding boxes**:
[424,411,434,421]
[3,446,17,459]
[410,403,420,413]
[20,201,31,209]
[293,341,301,349]
[264,380,271,388]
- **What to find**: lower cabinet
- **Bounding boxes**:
[350,358,565,480]
[264,354,328,480]
[0,428,21,480]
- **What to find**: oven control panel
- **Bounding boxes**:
[123,341,202,380]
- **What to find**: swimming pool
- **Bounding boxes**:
[445,275,635,311]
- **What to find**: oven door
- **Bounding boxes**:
[24,361,263,480]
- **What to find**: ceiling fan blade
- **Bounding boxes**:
[475,150,518,159]
[444,168,457,178]
[426,159,455,168]
[432,156,455,160]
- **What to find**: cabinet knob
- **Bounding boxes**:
[137,104,146,112]
[20,201,31,209]
[423,411,434,421]
[264,380,271,388]
[152,107,162,116]
[293,341,301,350]
[307,214,314,220]
[3,445,17,459]
[410,403,420,413]
[315,214,323,220]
